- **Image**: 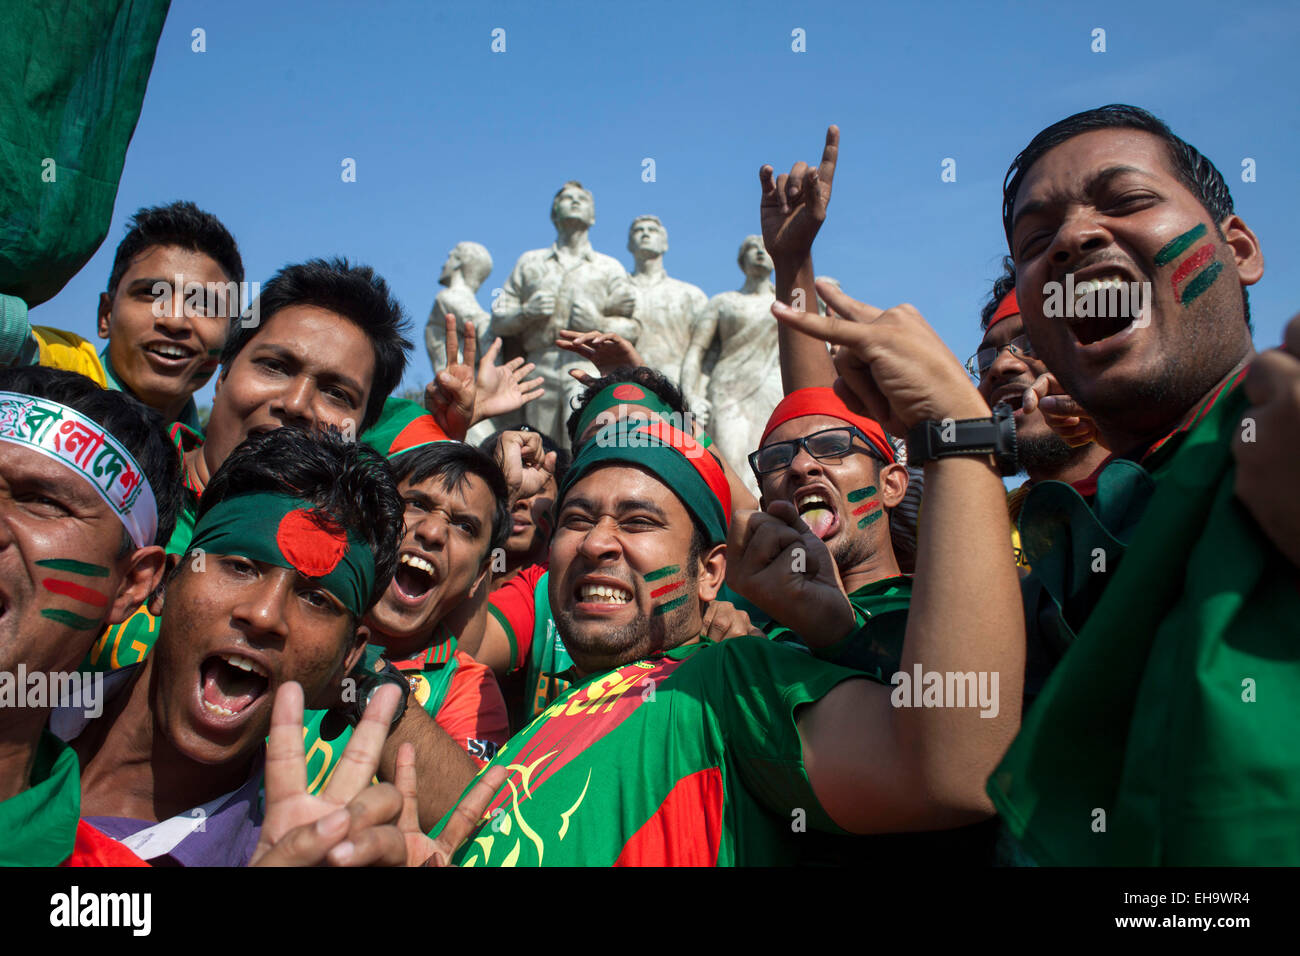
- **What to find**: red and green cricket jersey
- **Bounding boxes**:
[83,421,203,673]
[300,637,510,793]
[0,732,147,867]
[765,576,912,684]
[435,637,861,866]
[487,564,574,724]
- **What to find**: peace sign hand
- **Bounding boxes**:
[425,313,478,440]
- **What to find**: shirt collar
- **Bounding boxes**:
[99,343,203,432]
[388,631,459,671]
[546,243,595,264]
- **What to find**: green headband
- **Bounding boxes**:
[574,382,677,439]
[188,492,376,618]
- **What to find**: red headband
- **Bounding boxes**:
[634,421,732,523]
[760,387,895,463]
[987,289,1020,329]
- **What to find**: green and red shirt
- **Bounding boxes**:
[435,637,860,866]
[301,637,510,793]
[487,564,574,725]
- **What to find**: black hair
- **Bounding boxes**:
[107,201,244,298]
[197,428,403,614]
[979,256,1018,333]
[478,423,571,488]
[390,441,511,559]
[565,366,691,446]
[0,366,181,552]
[222,258,412,432]
[1002,104,1249,327]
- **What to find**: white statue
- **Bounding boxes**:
[490,181,635,448]
[682,236,779,496]
[425,241,493,375]
[623,215,707,388]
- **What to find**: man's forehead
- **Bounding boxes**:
[0,443,109,512]
[402,470,493,508]
[980,314,1023,350]
[563,463,681,512]
[1015,128,1181,211]
[765,413,849,444]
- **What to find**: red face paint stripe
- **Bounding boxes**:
[1169,244,1215,297]
[852,500,881,516]
[650,579,684,599]
[42,578,109,607]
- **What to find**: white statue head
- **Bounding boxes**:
[737,235,773,276]
[551,181,595,229]
[627,215,668,258]
[439,242,493,290]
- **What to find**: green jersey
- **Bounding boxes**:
[436,637,860,866]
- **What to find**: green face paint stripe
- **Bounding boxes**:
[41,608,100,631]
[1154,223,1208,265]
[643,565,681,583]
[847,486,877,503]
[652,593,689,616]
[35,558,110,577]
[857,509,884,529]
[207,348,222,356]
[1179,261,1224,305]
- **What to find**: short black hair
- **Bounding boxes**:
[0,366,181,551]
[198,428,403,614]
[565,366,691,447]
[222,258,412,433]
[979,256,1018,333]
[391,441,511,559]
[1002,104,1249,326]
[107,201,244,299]
[478,423,571,488]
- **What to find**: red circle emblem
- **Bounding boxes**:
[611,384,645,401]
[276,509,347,577]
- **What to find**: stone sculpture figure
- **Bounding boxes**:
[425,241,493,375]
[623,215,707,388]
[490,181,634,448]
[682,236,779,496]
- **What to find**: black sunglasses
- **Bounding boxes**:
[749,426,885,477]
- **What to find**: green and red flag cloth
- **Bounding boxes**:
[990,369,1300,864]
[0,732,146,866]
[360,397,451,460]
[487,563,575,724]
[0,390,158,547]
[565,419,730,544]
[760,386,896,463]
[433,637,860,866]
[187,491,376,618]
[573,381,678,439]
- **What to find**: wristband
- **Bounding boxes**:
[906,402,1017,475]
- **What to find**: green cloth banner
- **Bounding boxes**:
[0,0,171,306]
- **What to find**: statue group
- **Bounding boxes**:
[426,181,782,494]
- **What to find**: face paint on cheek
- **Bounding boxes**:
[645,564,688,616]
[847,486,882,528]
[1156,223,1224,306]
[847,486,877,504]
[35,559,113,629]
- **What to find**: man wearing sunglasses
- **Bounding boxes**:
[738,387,912,681]
[969,280,1109,571]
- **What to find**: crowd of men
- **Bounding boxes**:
[1,103,1297,867]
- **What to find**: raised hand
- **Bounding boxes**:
[250,682,407,867]
[725,501,856,646]
[472,336,544,423]
[700,599,763,642]
[772,281,989,436]
[424,313,478,440]
[759,125,838,268]
[493,429,557,505]
[522,289,556,320]
[556,329,645,375]
[395,743,510,867]
[1022,372,1099,447]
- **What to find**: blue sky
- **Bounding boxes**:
[32,0,1300,408]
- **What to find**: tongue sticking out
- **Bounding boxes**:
[201,658,266,716]
[802,506,836,539]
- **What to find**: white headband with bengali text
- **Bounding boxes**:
[0,390,158,549]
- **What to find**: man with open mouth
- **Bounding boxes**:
[299,417,516,832]
[428,273,1024,865]
[86,256,413,672]
[990,104,1300,864]
[1,201,244,433]
[0,367,179,865]
[50,427,405,866]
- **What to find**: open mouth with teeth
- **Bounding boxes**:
[198,653,269,720]
[391,552,439,604]
[143,343,197,365]
[575,582,633,608]
[795,490,840,539]
[1070,276,1146,346]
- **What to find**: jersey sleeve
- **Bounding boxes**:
[31,326,108,387]
[701,636,862,834]
[487,563,546,674]
[435,653,512,766]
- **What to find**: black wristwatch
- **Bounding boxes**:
[319,656,410,740]
[906,402,1018,475]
